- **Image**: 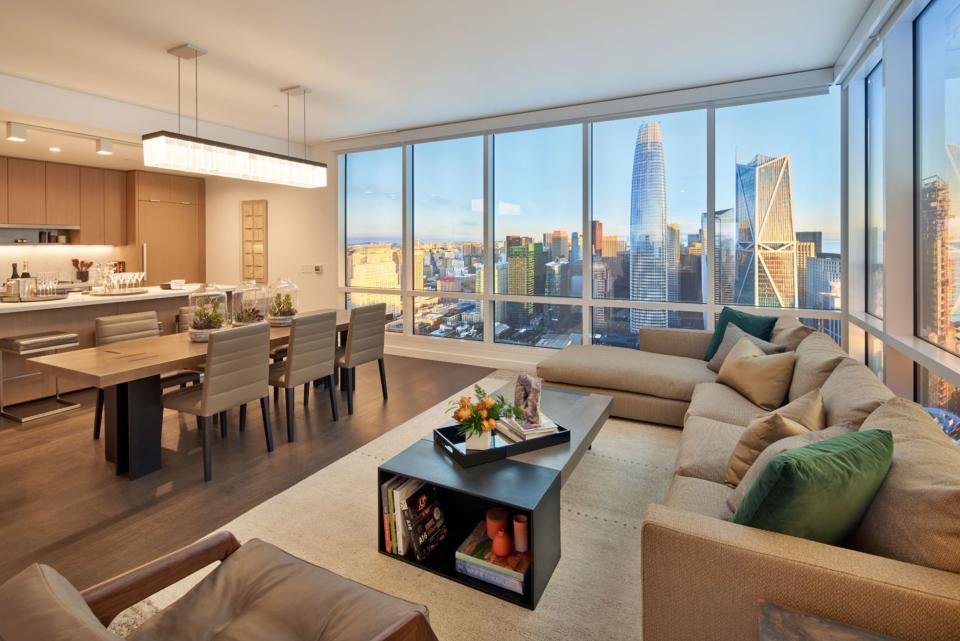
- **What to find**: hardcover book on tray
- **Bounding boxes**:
[455,521,531,591]
[399,484,447,561]
[496,413,559,442]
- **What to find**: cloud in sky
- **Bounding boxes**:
[471,199,484,213]
[497,200,522,215]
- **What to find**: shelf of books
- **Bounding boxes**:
[378,469,551,608]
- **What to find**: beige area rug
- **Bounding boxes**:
[117,370,681,640]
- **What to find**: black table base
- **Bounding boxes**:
[104,375,163,479]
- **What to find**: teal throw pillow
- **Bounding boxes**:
[703,307,778,361]
[732,430,893,545]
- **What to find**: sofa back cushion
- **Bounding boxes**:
[707,324,785,373]
[820,359,894,427]
[716,338,795,410]
[850,398,960,573]
[787,332,847,401]
[0,564,119,641]
[770,316,815,351]
[733,430,893,545]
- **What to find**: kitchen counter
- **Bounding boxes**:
[0,284,232,314]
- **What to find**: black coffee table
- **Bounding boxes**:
[377,383,612,609]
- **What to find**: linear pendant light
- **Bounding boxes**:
[142,44,326,189]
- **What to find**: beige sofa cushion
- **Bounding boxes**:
[716,338,795,410]
[821,358,894,427]
[674,415,745,484]
[788,332,847,401]
[664,475,734,521]
[706,324,785,373]
[725,413,810,486]
[0,563,119,641]
[850,399,960,573]
[537,344,715,402]
[773,388,826,430]
[770,316,815,351]
[727,422,855,513]
[685,382,768,427]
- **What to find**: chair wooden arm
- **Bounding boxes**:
[80,531,241,626]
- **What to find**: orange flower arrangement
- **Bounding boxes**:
[450,385,523,438]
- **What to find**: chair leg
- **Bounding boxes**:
[239,403,247,432]
[345,368,354,415]
[327,374,339,421]
[260,396,274,452]
[199,416,213,482]
[274,386,279,404]
[303,382,310,406]
[285,387,296,442]
[352,367,357,391]
[219,411,228,438]
[93,388,105,440]
[378,357,388,400]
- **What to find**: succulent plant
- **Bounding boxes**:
[234,305,265,324]
[269,292,297,317]
[191,298,225,330]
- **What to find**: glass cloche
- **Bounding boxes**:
[187,284,228,342]
[232,280,268,325]
[267,278,299,327]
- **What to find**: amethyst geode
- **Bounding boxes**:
[514,373,542,424]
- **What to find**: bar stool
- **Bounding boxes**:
[162,323,272,481]
[336,303,388,415]
[0,331,81,422]
[92,311,201,440]
[269,311,338,441]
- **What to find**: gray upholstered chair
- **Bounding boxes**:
[269,311,339,440]
[336,303,388,415]
[162,323,272,481]
[93,311,200,440]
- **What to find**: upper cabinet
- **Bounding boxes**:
[77,168,126,245]
[0,158,7,224]
[7,158,46,226]
[103,170,126,246]
[45,163,81,226]
[137,171,201,204]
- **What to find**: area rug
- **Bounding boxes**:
[119,370,681,640]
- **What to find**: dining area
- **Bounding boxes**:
[27,302,390,481]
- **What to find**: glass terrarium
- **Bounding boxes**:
[232,280,268,325]
[267,278,299,326]
[187,284,228,342]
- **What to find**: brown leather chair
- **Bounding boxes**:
[337,303,388,415]
[0,532,439,641]
[93,311,200,440]
[270,311,339,441]
[162,323,272,481]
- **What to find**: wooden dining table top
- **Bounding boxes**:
[28,308,354,389]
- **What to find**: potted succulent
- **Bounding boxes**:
[268,292,298,327]
[233,305,265,325]
[232,280,268,326]
[188,297,226,343]
[449,385,523,450]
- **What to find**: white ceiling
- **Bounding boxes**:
[0,0,871,143]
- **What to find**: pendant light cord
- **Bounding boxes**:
[287,94,291,156]
[177,57,181,134]
[195,55,199,137]
[303,93,307,159]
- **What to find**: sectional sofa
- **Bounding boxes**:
[537,317,960,641]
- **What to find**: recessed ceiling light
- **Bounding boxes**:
[96,138,113,155]
[5,122,27,142]
[49,146,61,153]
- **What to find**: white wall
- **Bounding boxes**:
[204,145,339,311]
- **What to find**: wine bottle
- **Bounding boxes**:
[20,261,31,278]
[10,263,19,279]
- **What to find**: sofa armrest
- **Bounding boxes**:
[639,328,712,360]
[641,504,960,641]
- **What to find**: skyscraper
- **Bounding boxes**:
[549,231,570,260]
[918,175,956,366]
[629,121,669,330]
[734,154,798,308]
[665,222,681,303]
[700,209,735,305]
[591,220,603,256]
[507,244,535,328]
[805,253,842,342]
[570,231,581,265]
[796,240,817,307]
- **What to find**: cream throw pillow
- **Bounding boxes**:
[724,389,825,487]
[716,337,796,410]
[706,324,786,373]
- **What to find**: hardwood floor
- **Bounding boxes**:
[0,356,493,588]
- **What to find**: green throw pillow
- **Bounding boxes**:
[732,430,893,545]
[703,307,778,361]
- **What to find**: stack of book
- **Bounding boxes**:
[455,521,531,595]
[495,414,559,442]
[380,475,447,561]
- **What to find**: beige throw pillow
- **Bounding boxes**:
[727,422,854,511]
[775,388,826,431]
[716,337,796,410]
[707,324,786,373]
[725,413,810,486]
[770,316,815,351]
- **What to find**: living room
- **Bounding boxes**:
[0,1,958,640]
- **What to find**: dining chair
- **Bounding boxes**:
[269,311,339,441]
[162,323,272,481]
[92,311,200,440]
[336,303,388,415]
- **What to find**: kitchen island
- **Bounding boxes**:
[0,285,214,407]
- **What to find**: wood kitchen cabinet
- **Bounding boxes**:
[7,158,46,225]
[76,168,126,245]
[136,171,201,205]
[0,158,7,223]
[45,163,81,226]
[103,170,126,245]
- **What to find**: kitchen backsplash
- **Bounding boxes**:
[0,244,115,282]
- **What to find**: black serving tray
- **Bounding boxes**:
[433,422,571,468]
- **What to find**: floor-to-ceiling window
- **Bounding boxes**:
[866,62,885,319]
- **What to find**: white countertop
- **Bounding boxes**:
[0,284,231,314]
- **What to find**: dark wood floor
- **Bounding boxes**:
[0,356,493,588]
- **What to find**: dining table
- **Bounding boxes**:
[27,309,357,479]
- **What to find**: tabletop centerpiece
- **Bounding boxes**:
[232,280,267,325]
[188,284,227,342]
[267,278,299,327]
[450,385,524,451]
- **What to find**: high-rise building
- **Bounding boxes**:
[346,244,401,289]
[918,175,956,390]
[805,253,842,343]
[601,236,626,257]
[629,121,669,330]
[591,220,603,256]
[796,240,817,307]
[592,262,610,330]
[413,247,426,290]
[549,231,570,260]
[544,260,568,296]
[734,154,798,308]
[665,223,680,303]
[700,209,735,305]
[570,231,581,265]
[507,244,535,327]
[796,231,822,256]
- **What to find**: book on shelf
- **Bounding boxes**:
[392,478,423,556]
[455,558,523,594]
[455,521,531,584]
[399,484,447,561]
[380,475,406,554]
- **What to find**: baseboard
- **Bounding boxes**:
[384,335,544,372]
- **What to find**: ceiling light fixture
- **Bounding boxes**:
[49,146,61,153]
[5,122,27,142]
[141,44,326,188]
[96,138,113,155]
